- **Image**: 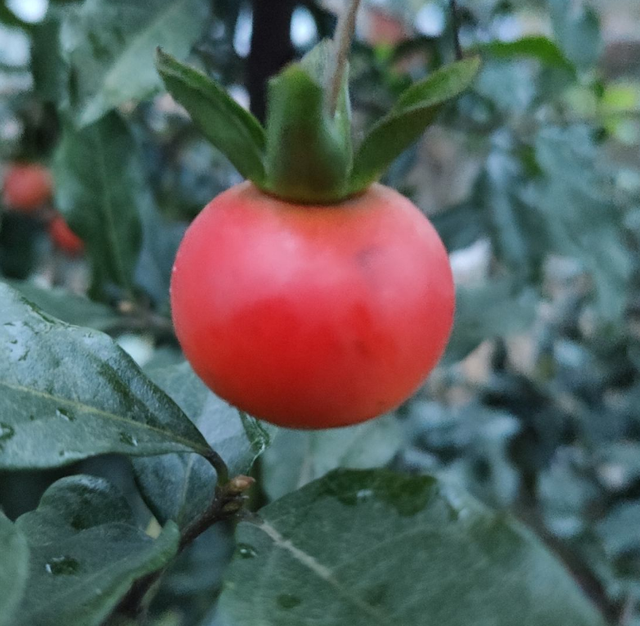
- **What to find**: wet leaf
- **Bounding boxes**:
[0,282,212,469]
[134,362,274,527]
[218,469,607,626]
[14,476,179,626]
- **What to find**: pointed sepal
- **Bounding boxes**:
[348,56,481,195]
[155,48,267,185]
[262,44,352,204]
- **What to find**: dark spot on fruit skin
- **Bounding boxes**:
[356,246,382,270]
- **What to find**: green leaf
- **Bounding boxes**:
[444,279,539,364]
[14,476,180,626]
[218,469,607,626]
[263,63,351,204]
[261,415,402,501]
[533,126,631,320]
[155,48,267,185]
[0,282,213,469]
[349,57,481,194]
[0,512,29,626]
[134,363,274,527]
[475,139,547,278]
[5,280,121,332]
[63,0,210,126]
[549,0,602,72]
[476,36,575,73]
[52,113,143,297]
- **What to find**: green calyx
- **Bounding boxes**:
[155,43,480,205]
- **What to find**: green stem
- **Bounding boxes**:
[327,0,361,116]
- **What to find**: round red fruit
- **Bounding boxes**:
[171,182,454,429]
[48,214,84,256]
[2,163,53,212]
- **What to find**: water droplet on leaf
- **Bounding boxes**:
[119,432,138,446]
[237,543,258,559]
[0,423,15,443]
[56,408,76,422]
[45,556,80,576]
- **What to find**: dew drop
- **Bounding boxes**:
[237,543,258,559]
[56,408,76,422]
[44,556,80,576]
[277,594,302,609]
[356,489,374,502]
[119,432,138,447]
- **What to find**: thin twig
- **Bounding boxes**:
[327,0,362,116]
[450,0,463,61]
[115,475,254,619]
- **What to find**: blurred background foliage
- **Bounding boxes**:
[1,0,640,624]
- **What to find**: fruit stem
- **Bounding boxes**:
[450,0,463,60]
[327,0,362,116]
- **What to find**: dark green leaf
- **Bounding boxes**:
[134,363,274,527]
[263,63,351,203]
[218,469,607,626]
[154,525,234,624]
[64,0,211,126]
[0,214,37,280]
[30,9,70,107]
[134,199,186,306]
[476,36,575,73]
[14,476,180,626]
[155,48,267,185]
[349,57,481,194]
[0,512,29,626]
[0,282,213,469]
[5,280,121,332]
[261,416,402,501]
[52,113,143,297]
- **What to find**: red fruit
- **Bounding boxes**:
[171,182,454,429]
[2,163,53,212]
[48,214,84,256]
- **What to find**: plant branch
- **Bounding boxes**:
[327,0,361,116]
[115,475,254,620]
[204,448,230,485]
[450,0,463,61]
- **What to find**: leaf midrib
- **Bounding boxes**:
[0,379,209,455]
